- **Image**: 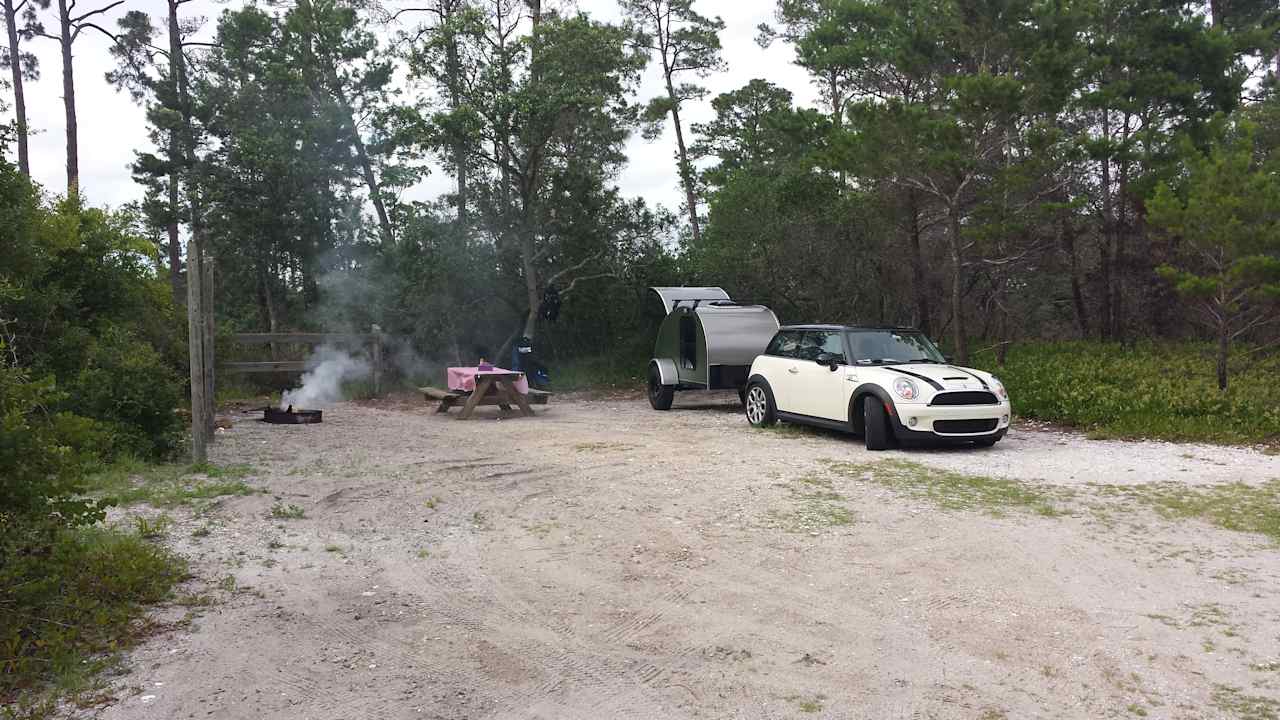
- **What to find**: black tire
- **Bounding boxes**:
[648,366,674,410]
[863,396,893,451]
[744,382,777,427]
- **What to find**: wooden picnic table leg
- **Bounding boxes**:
[458,376,492,420]
[435,396,452,414]
[504,378,535,417]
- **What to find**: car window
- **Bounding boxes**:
[798,331,846,363]
[765,330,803,358]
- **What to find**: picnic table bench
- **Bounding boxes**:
[420,370,550,419]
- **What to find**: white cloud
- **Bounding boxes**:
[3,0,820,213]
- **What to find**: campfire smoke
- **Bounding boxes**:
[280,345,371,410]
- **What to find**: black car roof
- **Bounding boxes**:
[777,324,921,332]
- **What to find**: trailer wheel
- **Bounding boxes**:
[745,383,777,427]
[863,396,893,451]
[648,367,674,410]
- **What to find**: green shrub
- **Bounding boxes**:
[0,527,186,706]
[974,341,1280,444]
[0,354,108,544]
[69,325,185,459]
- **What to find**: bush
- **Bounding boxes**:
[69,326,185,459]
[0,353,107,544]
[0,527,186,707]
[974,341,1280,444]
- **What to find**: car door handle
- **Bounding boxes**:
[787,367,800,374]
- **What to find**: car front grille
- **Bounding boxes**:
[930,391,998,406]
[933,418,999,434]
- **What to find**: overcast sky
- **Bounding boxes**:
[4,0,818,214]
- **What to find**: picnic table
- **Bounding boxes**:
[419,367,549,419]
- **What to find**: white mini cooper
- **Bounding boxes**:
[745,325,1011,450]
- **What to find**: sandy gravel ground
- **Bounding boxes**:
[84,393,1280,720]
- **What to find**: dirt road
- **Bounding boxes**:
[92,394,1280,719]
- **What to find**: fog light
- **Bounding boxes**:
[908,416,918,427]
[1001,415,1009,424]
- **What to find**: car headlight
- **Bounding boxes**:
[893,377,919,400]
[991,377,1008,400]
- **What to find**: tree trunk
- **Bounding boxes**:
[171,0,212,458]
[1099,112,1113,340]
[202,254,216,436]
[57,0,79,196]
[907,190,931,334]
[349,113,394,244]
[167,130,183,306]
[1216,316,1229,391]
[4,0,29,177]
[664,73,701,245]
[446,36,468,226]
[947,208,969,365]
[1061,213,1089,337]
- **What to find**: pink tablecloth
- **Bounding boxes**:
[446,367,530,395]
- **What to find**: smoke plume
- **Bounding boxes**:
[280,345,371,409]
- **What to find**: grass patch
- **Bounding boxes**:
[573,441,636,452]
[1211,684,1280,720]
[1095,480,1280,543]
[972,341,1280,445]
[553,355,644,393]
[827,459,1068,517]
[269,503,306,520]
[766,475,854,533]
[87,458,259,508]
[132,514,172,539]
[0,527,186,710]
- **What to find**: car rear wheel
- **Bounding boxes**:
[648,367,674,410]
[863,396,893,451]
[745,383,776,427]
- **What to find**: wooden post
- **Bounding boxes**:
[203,255,217,437]
[186,237,208,464]
[371,323,382,397]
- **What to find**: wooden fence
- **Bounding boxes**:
[221,325,383,395]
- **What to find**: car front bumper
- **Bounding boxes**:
[887,401,1011,440]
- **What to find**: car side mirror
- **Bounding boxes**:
[943,355,954,364]
[827,357,842,371]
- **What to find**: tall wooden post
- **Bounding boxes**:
[371,323,382,397]
[187,240,209,463]
[203,255,217,437]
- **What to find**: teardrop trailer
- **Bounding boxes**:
[646,287,780,410]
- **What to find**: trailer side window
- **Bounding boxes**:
[765,330,802,358]
[680,313,697,369]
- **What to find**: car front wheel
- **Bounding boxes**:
[744,383,777,427]
[863,396,894,451]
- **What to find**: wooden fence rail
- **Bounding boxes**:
[221,325,383,395]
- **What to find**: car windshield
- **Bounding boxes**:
[844,330,945,365]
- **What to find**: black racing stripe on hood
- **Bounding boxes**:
[948,366,989,389]
[887,367,943,391]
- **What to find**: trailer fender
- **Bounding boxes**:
[650,358,678,386]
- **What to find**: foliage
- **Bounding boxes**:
[0,526,185,707]
[974,341,1280,444]
[0,161,185,460]
[0,348,108,551]
[1147,122,1280,389]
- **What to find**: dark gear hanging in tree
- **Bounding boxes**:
[541,284,561,322]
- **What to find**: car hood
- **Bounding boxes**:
[870,363,995,392]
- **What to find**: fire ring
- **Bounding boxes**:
[262,406,323,424]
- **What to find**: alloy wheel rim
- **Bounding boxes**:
[746,388,765,423]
